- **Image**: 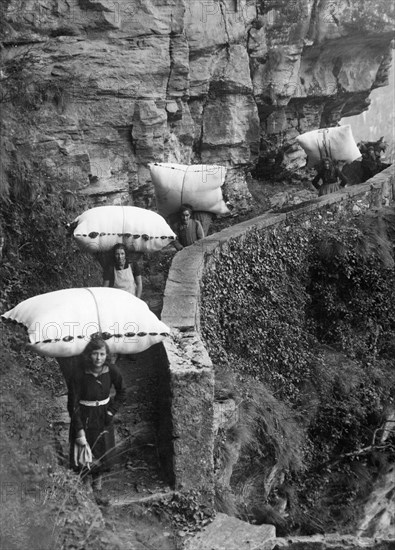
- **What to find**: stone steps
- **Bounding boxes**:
[184,513,276,550]
[110,490,175,507]
[273,534,395,549]
[183,513,395,550]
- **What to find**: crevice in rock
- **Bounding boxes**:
[165,32,176,100]
[219,0,232,48]
[306,0,320,43]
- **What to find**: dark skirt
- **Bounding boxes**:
[318,182,340,196]
[69,405,116,474]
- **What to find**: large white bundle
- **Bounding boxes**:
[70,206,176,253]
[296,125,361,168]
[149,162,230,217]
[1,287,170,358]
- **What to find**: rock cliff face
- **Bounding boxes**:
[341,55,395,163]
[1,0,394,210]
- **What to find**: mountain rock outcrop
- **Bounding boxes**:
[1,0,394,210]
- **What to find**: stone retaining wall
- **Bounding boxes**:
[159,166,394,501]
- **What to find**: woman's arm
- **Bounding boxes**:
[171,222,184,250]
[312,173,321,190]
[68,373,84,434]
[102,264,112,287]
[135,275,143,299]
[108,366,127,415]
[337,168,349,187]
[172,239,184,251]
[196,220,204,240]
[132,261,143,298]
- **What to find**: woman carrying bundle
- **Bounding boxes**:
[68,337,126,497]
[312,157,349,196]
[103,243,143,298]
[172,204,204,250]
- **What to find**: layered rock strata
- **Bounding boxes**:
[1,0,394,211]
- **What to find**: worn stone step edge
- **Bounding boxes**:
[109,490,175,507]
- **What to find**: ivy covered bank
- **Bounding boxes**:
[161,167,395,539]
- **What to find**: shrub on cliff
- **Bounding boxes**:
[307,210,395,361]
[0,163,101,311]
[201,207,395,533]
[202,225,312,403]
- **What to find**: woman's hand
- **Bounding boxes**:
[76,430,88,446]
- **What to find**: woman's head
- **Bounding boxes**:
[321,157,334,171]
[82,337,110,369]
[179,204,193,224]
[180,204,193,215]
[367,145,376,159]
[113,243,127,268]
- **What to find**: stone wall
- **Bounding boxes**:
[160,166,394,502]
[160,334,214,502]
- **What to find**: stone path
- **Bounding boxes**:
[53,344,172,506]
[101,346,172,505]
[184,513,276,550]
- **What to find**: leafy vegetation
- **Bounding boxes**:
[202,223,312,402]
[342,0,395,33]
[150,490,215,539]
[1,12,394,539]
[0,325,115,550]
[0,166,101,312]
[201,206,395,534]
[0,54,124,545]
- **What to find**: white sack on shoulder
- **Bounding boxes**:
[296,125,361,168]
[70,206,176,254]
[149,162,230,217]
[1,287,170,358]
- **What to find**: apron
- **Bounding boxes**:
[319,182,340,196]
[113,266,136,295]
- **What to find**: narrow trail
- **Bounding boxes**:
[99,346,172,504]
[97,349,177,548]
[97,178,315,510]
[53,345,177,548]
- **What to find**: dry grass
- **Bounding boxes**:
[213,372,306,523]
